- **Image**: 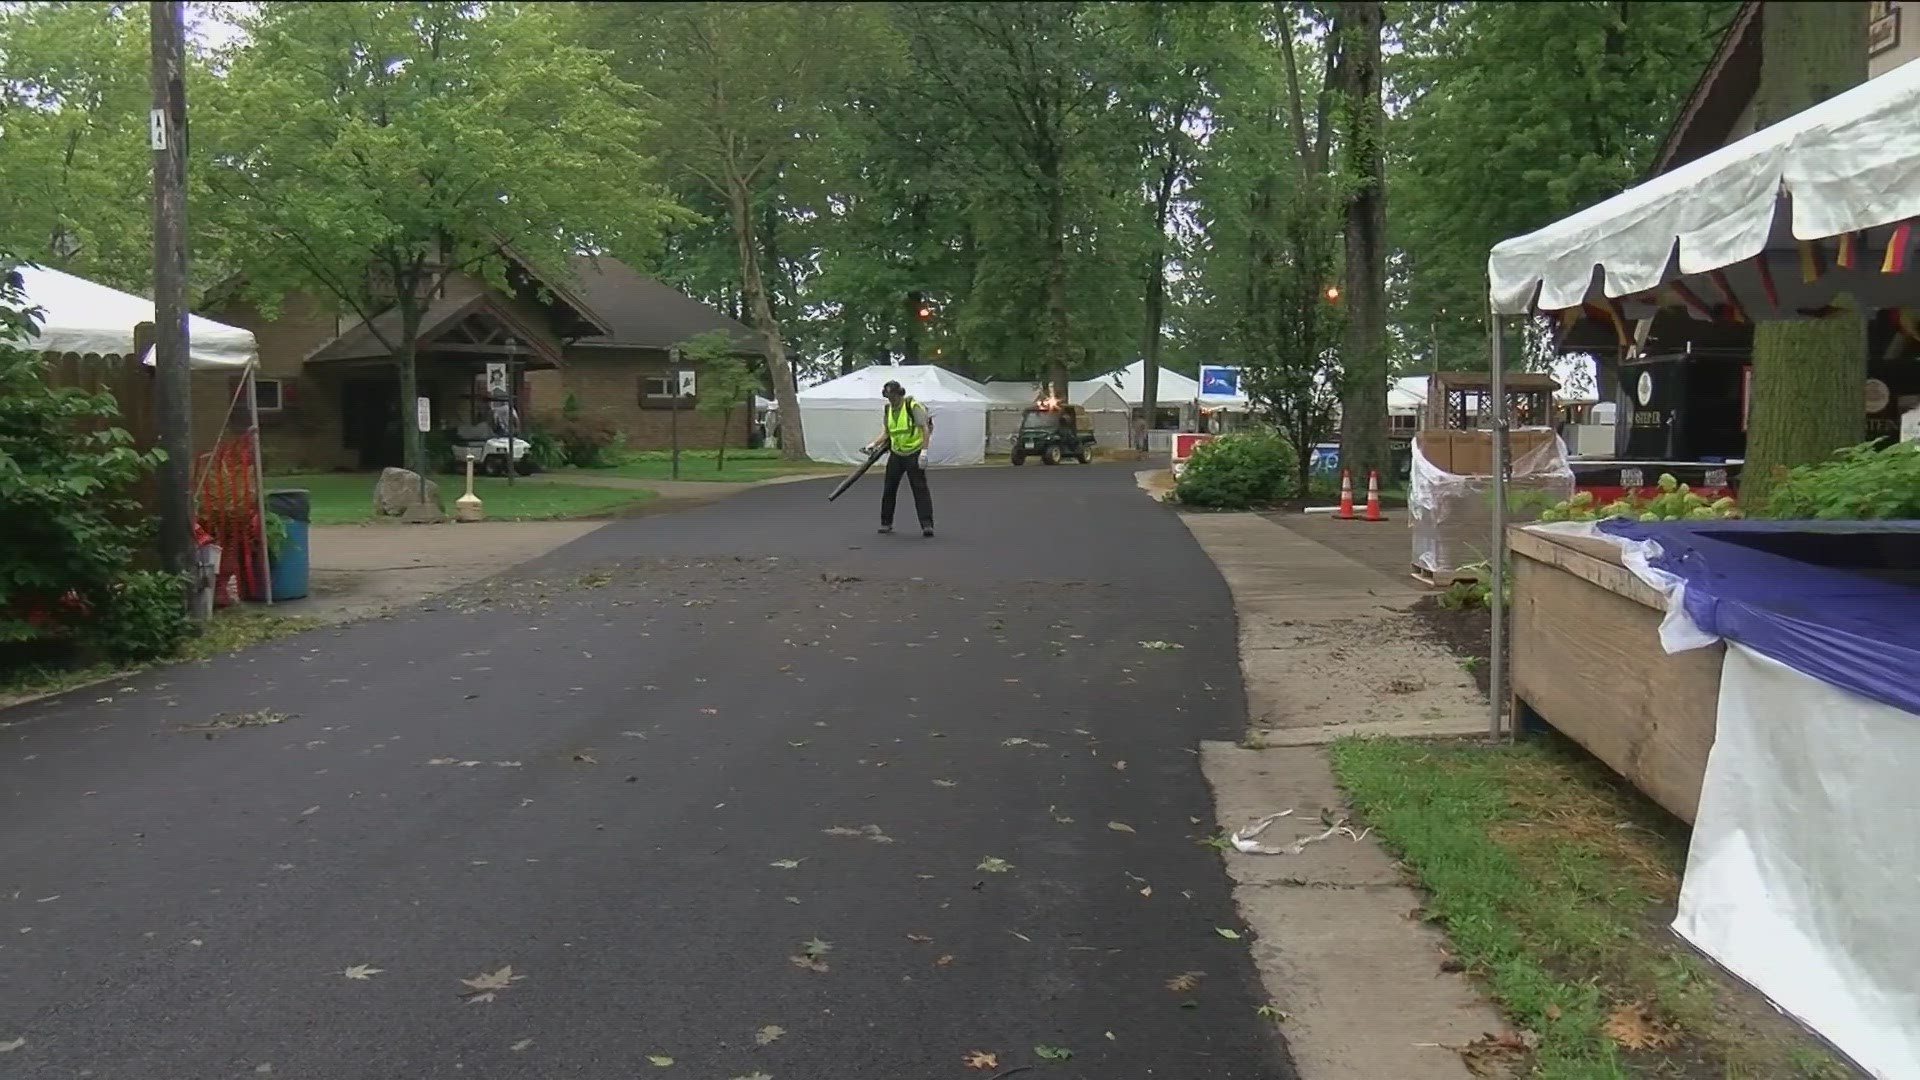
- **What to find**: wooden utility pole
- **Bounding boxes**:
[150,0,195,577]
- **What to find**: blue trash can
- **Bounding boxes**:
[266,489,311,601]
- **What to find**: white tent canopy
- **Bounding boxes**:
[1093,360,1200,408]
[1490,59,1920,319]
[15,264,258,369]
[796,364,991,466]
[1388,376,1427,415]
[1068,380,1128,412]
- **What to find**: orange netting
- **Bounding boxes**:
[195,433,263,606]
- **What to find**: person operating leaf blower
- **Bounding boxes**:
[864,379,935,537]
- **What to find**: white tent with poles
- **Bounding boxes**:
[13,264,274,602]
[1484,58,1920,1079]
[796,364,993,466]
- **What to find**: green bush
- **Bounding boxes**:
[534,409,618,469]
[525,430,569,471]
[423,427,458,474]
[1762,440,1920,520]
[87,570,191,661]
[1174,433,1296,509]
[0,259,174,657]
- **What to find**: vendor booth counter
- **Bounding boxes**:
[1510,518,1920,1077]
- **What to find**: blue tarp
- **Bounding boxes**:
[1595,518,1920,716]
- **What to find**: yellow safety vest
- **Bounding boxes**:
[885,397,926,455]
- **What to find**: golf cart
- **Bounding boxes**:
[449,420,536,477]
[1010,404,1095,466]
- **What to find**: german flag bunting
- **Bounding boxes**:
[1883,220,1914,274]
[1667,279,1715,320]
[1707,269,1748,323]
[1835,232,1860,270]
[1753,255,1781,313]
[1799,239,1826,283]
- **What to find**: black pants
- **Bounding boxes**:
[880,450,933,528]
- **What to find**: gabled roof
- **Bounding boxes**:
[564,256,757,352]
[306,289,562,367]
[1648,1,1763,177]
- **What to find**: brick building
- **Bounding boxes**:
[207,254,758,472]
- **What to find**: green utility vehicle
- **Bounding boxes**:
[1010,405,1095,466]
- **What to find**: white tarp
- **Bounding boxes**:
[1092,360,1200,408]
[796,364,990,466]
[1489,59,1920,316]
[1524,522,1920,1077]
[14,264,258,370]
[1677,643,1920,1080]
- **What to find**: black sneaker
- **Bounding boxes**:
[877,525,893,534]
[921,525,935,538]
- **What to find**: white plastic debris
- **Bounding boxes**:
[1230,810,1373,855]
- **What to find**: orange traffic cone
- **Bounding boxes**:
[1363,469,1387,522]
[1335,469,1356,519]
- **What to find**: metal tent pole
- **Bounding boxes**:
[1488,312,1507,741]
[248,365,272,605]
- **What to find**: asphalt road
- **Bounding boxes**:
[0,463,1297,1079]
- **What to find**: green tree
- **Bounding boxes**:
[1389,2,1735,373]
[1333,1,1390,482]
[581,1,894,460]
[198,1,681,478]
[0,3,154,289]
[682,330,761,471]
[1739,1,1868,507]
[894,1,1142,399]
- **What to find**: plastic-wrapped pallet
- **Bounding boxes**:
[1410,428,1574,577]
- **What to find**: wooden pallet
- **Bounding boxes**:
[1410,564,1485,589]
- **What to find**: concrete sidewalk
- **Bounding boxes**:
[1170,498,1510,1080]
[296,520,607,623]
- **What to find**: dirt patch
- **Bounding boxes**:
[1409,594,1497,696]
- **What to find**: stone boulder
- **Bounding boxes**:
[372,467,443,518]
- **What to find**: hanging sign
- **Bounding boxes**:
[485,362,509,400]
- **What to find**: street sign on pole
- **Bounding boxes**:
[416,396,432,433]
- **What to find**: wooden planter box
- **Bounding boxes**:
[1507,526,1723,824]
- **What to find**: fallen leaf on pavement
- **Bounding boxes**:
[789,954,829,973]
[1215,927,1242,940]
[769,859,803,870]
[700,708,718,715]
[647,1054,674,1067]
[511,1038,533,1051]
[800,937,832,958]
[906,934,933,943]
[1165,971,1204,993]
[1112,760,1127,772]
[977,856,1012,873]
[1138,640,1184,650]
[823,824,893,843]
[1457,1030,1542,1077]
[787,740,809,748]
[1602,1003,1676,1051]
[1035,1044,1073,1060]
[1107,821,1136,833]
[459,965,524,1002]
[572,752,598,765]
[342,964,384,980]
[933,779,956,788]
[935,954,954,967]
[963,1051,999,1070]
[0,1038,22,1053]
[1139,885,1152,898]
[730,1073,773,1080]
[754,1025,786,1046]
[784,896,801,904]
[1001,737,1030,747]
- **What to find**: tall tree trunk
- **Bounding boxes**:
[1140,267,1163,443]
[1740,1,1868,507]
[1335,1,1389,482]
[727,179,806,460]
[1043,181,1072,402]
[760,198,782,324]
[840,313,857,376]
[903,290,923,364]
[396,299,427,479]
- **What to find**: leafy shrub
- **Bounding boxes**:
[525,430,569,471]
[0,260,172,655]
[1537,473,1740,523]
[423,427,459,474]
[1762,440,1920,520]
[533,409,618,469]
[1174,433,1296,509]
[86,570,191,661]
